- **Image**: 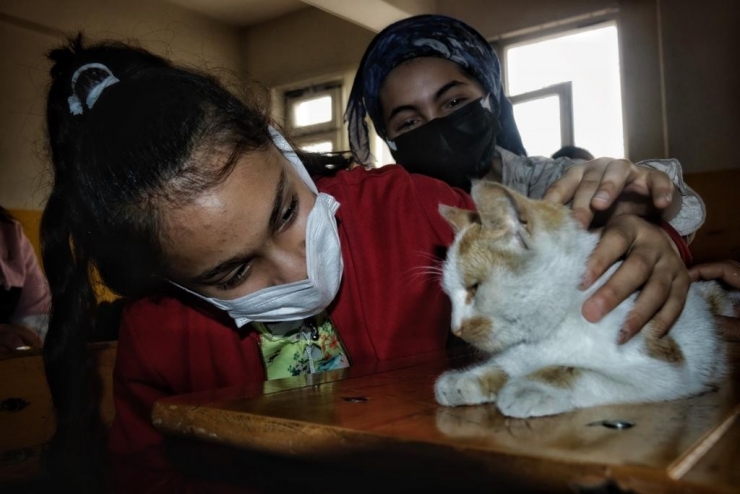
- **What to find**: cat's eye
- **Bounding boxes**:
[466,283,479,302]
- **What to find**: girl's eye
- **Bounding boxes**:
[218,263,250,291]
[279,195,299,231]
[214,195,298,291]
[445,97,467,110]
[397,118,419,133]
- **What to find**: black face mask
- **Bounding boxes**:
[388,96,500,191]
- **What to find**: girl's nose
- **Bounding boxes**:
[267,245,307,286]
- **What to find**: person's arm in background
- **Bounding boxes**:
[0,221,50,353]
[539,157,702,341]
[511,154,705,237]
[689,260,740,341]
[501,150,703,342]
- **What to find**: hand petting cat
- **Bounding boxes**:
[689,260,740,341]
[543,158,681,228]
[543,158,689,343]
[579,215,690,343]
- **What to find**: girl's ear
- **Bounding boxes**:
[439,205,480,233]
[471,180,532,248]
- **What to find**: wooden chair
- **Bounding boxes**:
[0,343,117,484]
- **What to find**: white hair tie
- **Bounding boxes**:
[67,63,120,115]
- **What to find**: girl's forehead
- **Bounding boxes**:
[381,58,478,101]
[160,146,288,263]
[385,57,472,86]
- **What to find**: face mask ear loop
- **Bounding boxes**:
[67,63,120,115]
[268,126,319,196]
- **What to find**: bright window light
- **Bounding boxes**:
[506,23,624,158]
[293,95,333,127]
[374,141,394,167]
[301,141,333,153]
[512,96,562,158]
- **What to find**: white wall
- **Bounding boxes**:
[241,7,375,88]
[660,0,740,173]
[437,0,619,39]
[0,0,242,209]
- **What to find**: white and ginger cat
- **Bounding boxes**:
[435,181,733,418]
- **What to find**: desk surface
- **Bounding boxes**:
[153,345,740,493]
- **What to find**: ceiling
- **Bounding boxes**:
[164,0,308,27]
[163,0,431,32]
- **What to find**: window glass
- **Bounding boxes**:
[512,96,562,158]
[293,95,333,128]
[506,23,624,158]
[371,128,394,167]
[301,141,333,153]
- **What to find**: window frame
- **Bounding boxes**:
[284,83,343,138]
[293,131,339,154]
[509,81,574,149]
[495,12,625,158]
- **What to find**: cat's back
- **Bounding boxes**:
[662,281,729,374]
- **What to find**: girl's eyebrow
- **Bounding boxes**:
[267,168,287,234]
[433,80,465,102]
[193,169,286,284]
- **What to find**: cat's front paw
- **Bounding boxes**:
[497,380,573,418]
[435,370,495,406]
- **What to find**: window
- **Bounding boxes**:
[284,82,343,153]
[371,122,394,167]
[509,82,574,158]
[504,22,625,159]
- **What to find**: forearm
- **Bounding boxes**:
[637,159,705,237]
[500,147,706,238]
[9,314,49,341]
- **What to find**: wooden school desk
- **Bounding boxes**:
[152,345,740,493]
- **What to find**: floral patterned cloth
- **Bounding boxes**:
[253,312,350,380]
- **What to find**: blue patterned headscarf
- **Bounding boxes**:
[345,14,526,165]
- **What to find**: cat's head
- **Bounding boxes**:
[440,181,592,353]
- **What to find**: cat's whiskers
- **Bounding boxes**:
[404,265,444,289]
[401,251,446,289]
[415,251,444,264]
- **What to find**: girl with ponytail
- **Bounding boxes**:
[41,35,476,488]
[41,35,273,490]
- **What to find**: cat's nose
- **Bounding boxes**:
[451,325,462,337]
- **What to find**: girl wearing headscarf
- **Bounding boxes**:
[346,14,524,191]
[346,14,705,345]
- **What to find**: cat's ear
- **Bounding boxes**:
[439,204,481,233]
[471,180,531,248]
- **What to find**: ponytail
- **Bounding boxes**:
[40,34,274,489]
[40,190,108,492]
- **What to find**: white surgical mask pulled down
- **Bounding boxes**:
[170,127,344,327]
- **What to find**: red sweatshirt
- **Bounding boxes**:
[109,165,474,455]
